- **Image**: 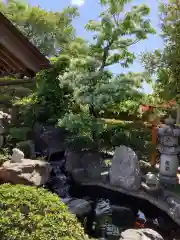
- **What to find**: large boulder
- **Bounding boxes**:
[119,229,164,240]
[62,198,92,216]
[65,151,83,173]
[65,151,106,180]
[0,159,51,186]
[80,152,103,179]
[33,123,68,158]
[109,145,141,190]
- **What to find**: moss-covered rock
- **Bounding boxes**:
[0,184,89,240]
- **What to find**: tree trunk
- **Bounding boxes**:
[89,104,97,118]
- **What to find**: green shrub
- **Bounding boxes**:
[0,148,10,166]
[100,121,152,161]
[9,127,31,142]
[0,184,88,240]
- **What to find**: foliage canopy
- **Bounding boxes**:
[0,0,156,156]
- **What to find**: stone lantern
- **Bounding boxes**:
[157,115,180,184]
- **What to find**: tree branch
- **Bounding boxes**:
[127,39,140,47]
[99,39,114,72]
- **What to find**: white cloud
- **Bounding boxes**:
[71,0,85,7]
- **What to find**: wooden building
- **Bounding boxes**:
[0,12,51,121]
[0,12,50,85]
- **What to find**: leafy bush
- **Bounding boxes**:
[0,184,89,240]
[57,114,152,161]
[100,121,152,161]
[8,127,31,142]
[0,148,10,166]
[13,94,38,127]
[13,56,74,126]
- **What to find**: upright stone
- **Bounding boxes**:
[157,115,180,185]
[11,148,24,163]
[109,146,141,191]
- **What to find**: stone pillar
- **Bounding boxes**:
[157,116,180,184]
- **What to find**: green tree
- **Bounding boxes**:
[141,0,180,122]
[59,0,155,117]
[94,72,146,116]
[57,0,155,148]
[11,0,155,126]
[14,54,74,125]
[141,0,180,103]
[141,49,174,103]
[10,0,155,150]
[0,0,79,56]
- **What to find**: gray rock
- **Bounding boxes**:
[40,127,67,157]
[33,123,67,157]
[64,198,92,216]
[65,151,103,179]
[109,146,141,191]
[0,159,51,186]
[81,153,102,179]
[95,198,111,216]
[71,168,86,182]
[120,229,164,240]
[167,197,180,219]
[50,173,70,198]
[65,151,82,173]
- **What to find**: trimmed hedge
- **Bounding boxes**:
[0,184,88,240]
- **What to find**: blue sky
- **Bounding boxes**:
[28,0,164,93]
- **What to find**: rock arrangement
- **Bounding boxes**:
[1,145,180,239]
[70,145,180,236]
[0,148,51,186]
[46,159,92,217]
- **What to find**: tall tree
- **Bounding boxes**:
[141,0,180,122]
[0,0,79,56]
[59,0,155,117]
[141,0,180,103]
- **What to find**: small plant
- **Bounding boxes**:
[104,159,112,167]
[0,184,89,240]
[0,148,10,165]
